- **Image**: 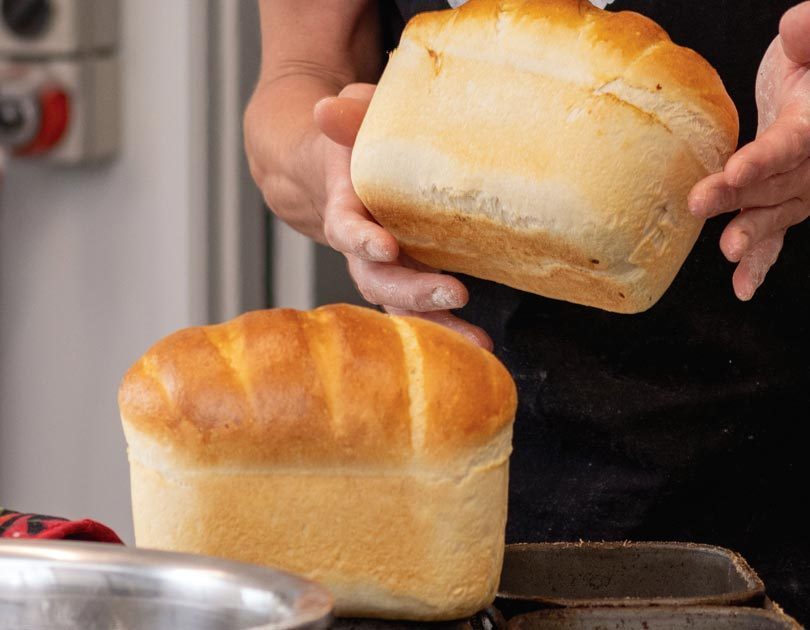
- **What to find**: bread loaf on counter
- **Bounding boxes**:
[119,304,517,621]
[351,0,739,313]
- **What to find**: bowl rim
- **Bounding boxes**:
[0,538,334,630]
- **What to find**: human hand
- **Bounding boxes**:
[688,1,810,301]
[314,83,493,349]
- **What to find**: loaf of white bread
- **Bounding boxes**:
[351,0,739,313]
[119,304,517,621]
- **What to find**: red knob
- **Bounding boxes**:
[15,87,69,156]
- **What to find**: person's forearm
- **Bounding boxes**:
[246,0,382,243]
[244,74,337,243]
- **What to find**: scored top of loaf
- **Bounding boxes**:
[404,0,738,173]
[119,304,517,473]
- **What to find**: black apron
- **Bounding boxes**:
[382,1,810,623]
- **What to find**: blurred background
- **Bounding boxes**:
[0,0,361,543]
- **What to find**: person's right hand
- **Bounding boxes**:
[313,83,493,349]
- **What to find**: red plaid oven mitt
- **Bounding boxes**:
[0,507,123,544]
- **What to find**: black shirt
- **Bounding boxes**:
[381,1,810,622]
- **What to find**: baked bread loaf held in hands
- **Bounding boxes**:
[119,304,517,621]
[351,0,739,313]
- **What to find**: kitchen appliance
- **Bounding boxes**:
[0,0,119,162]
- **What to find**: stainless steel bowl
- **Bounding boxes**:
[0,539,333,630]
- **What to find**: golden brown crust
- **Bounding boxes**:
[409,0,738,146]
[121,304,517,620]
[351,0,739,313]
[129,457,510,620]
[404,317,521,454]
[119,304,517,470]
[375,199,691,314]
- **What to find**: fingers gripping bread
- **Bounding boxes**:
[351,0,739,313]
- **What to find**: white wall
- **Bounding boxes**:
[0,1,209,543]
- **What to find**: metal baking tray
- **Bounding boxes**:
[496,542,765,617]
[506,606,803,629]
[0,539,333,630]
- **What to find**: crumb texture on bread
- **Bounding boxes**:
[351,0,740,313]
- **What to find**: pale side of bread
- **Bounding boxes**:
[119,304,517,621]
[351,0,740,313]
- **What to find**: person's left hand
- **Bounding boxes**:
[688,1,810,301]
